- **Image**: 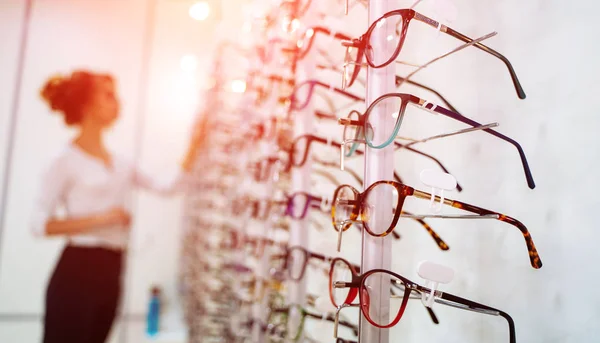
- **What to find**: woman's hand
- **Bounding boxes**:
[181,121,205,172]
[104,208,132,229]
[189,120,204,152]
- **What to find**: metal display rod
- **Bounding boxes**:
[360,1,397,342]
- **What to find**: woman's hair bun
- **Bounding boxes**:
[40,70,108,126]
[41,75,70,113]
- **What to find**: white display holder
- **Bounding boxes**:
[417,260,455,308]
[420,169,457,213]
[359,1,397,343]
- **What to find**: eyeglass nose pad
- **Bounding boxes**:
[336,224,344,252]
[361,286,371,315]
[340,143,346,171]
[333,307,341,338]
[346,287,358,305]
[340,137,366,172]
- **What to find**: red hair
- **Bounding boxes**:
[40,70,113,126]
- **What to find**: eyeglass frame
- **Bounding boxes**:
[331,180,542,269]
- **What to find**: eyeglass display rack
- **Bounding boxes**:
[182,0,540,342]
[179,41,248,343]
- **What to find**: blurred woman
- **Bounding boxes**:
[33,70,201,343]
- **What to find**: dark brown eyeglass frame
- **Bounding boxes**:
[331,181,542,269]
[342,8,526,99]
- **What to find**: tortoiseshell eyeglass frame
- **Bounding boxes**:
[331,181,542,269]
[311,164,446,248]
[342,8,526,99]
[339,92,535,189]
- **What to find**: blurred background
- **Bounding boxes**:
[0,0,599,342]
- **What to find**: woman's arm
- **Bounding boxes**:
[134,122,203,194]
[181,121,204,172]
[44,209,130,236]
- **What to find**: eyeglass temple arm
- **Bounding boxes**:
[393,142,463,192]
[412,12,525,99]
[308,27,353,61]
[313,80,364,101]
[422,100,535,189]
[437,291,516,343]
[395,75,460,113]
[390,283,440,324]
[305,310,359,336]
[337,118,464,191]
[412,189,542,269]
[399,210,449,251]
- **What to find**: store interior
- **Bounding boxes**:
[0,0,599,342]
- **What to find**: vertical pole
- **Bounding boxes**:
[360,1,396,343]
[118,0,158,341]
[0,0,33,278]
[252,142,275,343]
[287,57,314,342]
[286,1,312,338]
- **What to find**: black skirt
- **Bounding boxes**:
[43,245,123,343]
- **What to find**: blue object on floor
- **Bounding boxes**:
[146,286,161,337]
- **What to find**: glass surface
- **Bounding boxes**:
[363,183,399,235]
[367,13,403,66]
[366,96,403,148]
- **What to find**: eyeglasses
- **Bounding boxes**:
[290,80,363,111]
[251,116,294,142]
[251,155,284,183]
[284,191,329,219]
[295,26,352,60]
[326,257,439,325]
[331,180,542,269]
[339,93,535,189]
[284,134,350,172]
[312,161,449,250]
[271,246,329,281]
[249,73,296,106]
[341,8,525,99]
[268,305,359,341]
[329,258,516,343]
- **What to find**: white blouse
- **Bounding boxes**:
[31,144,190,250]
